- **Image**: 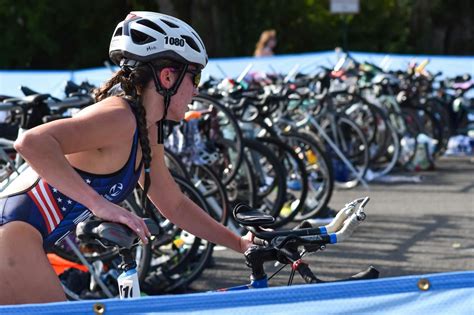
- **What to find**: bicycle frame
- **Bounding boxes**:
[306,114,369,188]
[280,111,369,188]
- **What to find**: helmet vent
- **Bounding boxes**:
[182,35,200,53]
[160,19,179,28]
[131,29,155,45]
[113,27,123,37]
[191,31,204,49]
[136,19,166,35]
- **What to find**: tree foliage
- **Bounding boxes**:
[0,0,158,69]
[0,0,471,69]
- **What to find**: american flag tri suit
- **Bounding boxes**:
[0,128,142,249]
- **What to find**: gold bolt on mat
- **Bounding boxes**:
[93,303,105,314]
[417,278,431,291]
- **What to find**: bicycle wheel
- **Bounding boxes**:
[189,164,229,225]
[336,92,379,149]
[225,145,258,235]
[216,138,256,208]
[258,136,308,227]
[399,108,421,167]
[377,96,419,169]
[281,130,334,220]
[242,138,287,220]
[190,94,244,186]
[408,105,443,159]
[142,174,215,294]
[318,115,369,188]
[425,97,452,156]
[363,105,401,178]
[371,118,401,178]
[164,148,189,179]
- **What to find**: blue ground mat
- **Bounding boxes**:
[1,270,473,315]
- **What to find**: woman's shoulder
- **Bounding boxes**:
[78,96,137,130]
[92,95,133,111]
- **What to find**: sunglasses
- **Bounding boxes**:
[185,68,201,88]
[165,66,201,88]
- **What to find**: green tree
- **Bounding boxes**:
[0,0,471,69]
[0,0,158,69]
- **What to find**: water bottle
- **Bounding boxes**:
[117,268,141,299]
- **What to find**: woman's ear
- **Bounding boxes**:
[158,68,176,89]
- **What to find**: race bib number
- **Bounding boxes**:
[119,281,134,299]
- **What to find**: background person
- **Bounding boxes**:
[254,29,277,57]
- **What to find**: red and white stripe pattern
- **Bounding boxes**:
[27,179,63,233]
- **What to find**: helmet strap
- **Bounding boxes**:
[147,63,189,144]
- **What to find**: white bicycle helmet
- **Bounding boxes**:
[109,11,208,69]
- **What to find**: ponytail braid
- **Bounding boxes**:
[132,98,153,211]
[94,69,126,102]
[95,66,155,214]
[122,70,154,213]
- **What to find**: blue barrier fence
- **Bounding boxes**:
[1,51,473,99]
[0,270,472,314]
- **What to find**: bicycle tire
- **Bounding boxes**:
[191,94,244,186]
[258,136,309,227]
[281,130,334,220]
[142,174,215,294]
[312,114,369,189]
[189,164,229,225]
[242,138,287,220]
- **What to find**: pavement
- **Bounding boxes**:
[190,155,474,291]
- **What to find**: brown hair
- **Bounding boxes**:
[254,29,276,56]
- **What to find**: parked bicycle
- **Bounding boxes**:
[74,197,377,298]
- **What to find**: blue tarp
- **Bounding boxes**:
[1,51,473,98]
[1,271,473,314]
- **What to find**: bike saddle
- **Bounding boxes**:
[76,218,160,249]
[23,93,51,103]
[233,203,275,227]
[20,86,40,96]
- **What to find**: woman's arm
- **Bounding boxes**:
[143,142,252,253]
[14,97,150,241]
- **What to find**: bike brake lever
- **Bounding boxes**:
[355,196,370,221]
[341,196,369,215]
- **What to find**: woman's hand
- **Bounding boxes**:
[240,226,275,253]
[90,199,151,244]
[239,231,255,253]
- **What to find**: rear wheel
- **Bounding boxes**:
[258,136,308,227]
[282,131,334,220]
[242,138,287,221]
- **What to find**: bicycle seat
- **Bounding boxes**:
[233,203,275,227]
[76,218,160,249]
[20,86,41,96]
[23,94,51,104]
